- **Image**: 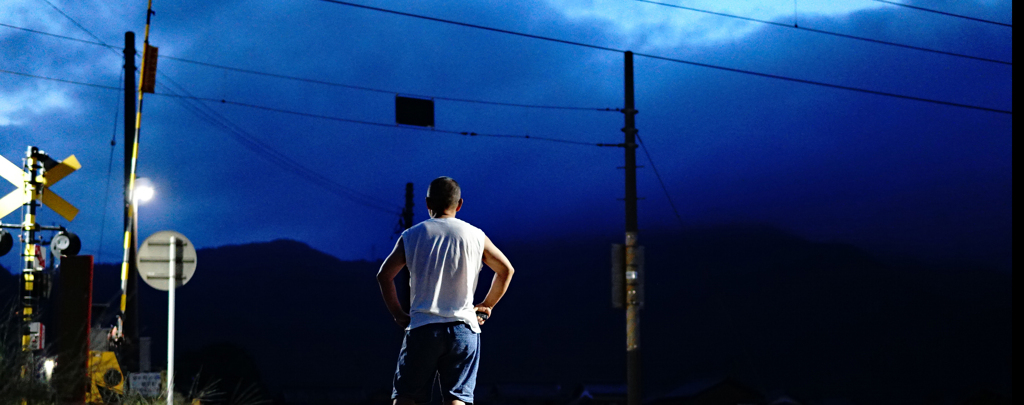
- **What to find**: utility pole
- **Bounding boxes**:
[121,30,140,373]
[397,183,414,313]
[404,183,414,236]
[622,50,642,405]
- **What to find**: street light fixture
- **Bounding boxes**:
[134,177,155,204]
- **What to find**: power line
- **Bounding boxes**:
[96,67,123,262]
[160,55,619,112]
[36,0,118,46]
[0,22,618,113]
[0,68,120,90]
[24,1,405,215]
[872,0,1012,28]
[317,0,623,53]
[632,51,1010,115]
[638,51,1007,114]
[636,133,683,228]
[0,67,616,149]
[635,0,1010,66]
[314,1,1011,115]
[158,84,402,215]
[153,73,404,214]
[3,16,1013,115]
[0,22,118,49]
[149,91,613,147]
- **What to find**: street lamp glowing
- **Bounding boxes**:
[135,178,155,203]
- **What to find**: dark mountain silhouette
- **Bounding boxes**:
[0,225,1011,404]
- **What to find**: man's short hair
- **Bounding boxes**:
[427,176,461,211]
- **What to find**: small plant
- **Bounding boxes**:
[0,298,55,405]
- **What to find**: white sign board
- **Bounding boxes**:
[138,230,197,291]
[129,372,163,397]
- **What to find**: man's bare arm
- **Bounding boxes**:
[475,236,514,325]
[377,237,410,328]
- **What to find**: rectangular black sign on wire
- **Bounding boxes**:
[396,96,434,127]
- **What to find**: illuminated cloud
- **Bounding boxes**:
[0,0,64,33]
[545,0,885,47]
[0,84,73,126]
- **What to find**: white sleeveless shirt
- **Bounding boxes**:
[402,217,486,333]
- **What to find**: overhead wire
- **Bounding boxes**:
[5,1,1013,233]
[3,9,623,149]
[149,91,614,147]
[159,55,620,112]
[317,0,623,53]
[312,1,1011,115]
[0,22,118,49]
[5,2,1014,115]
[634,0,1010,66]
[871,0,1012,28]
[96,67,124,262]
[2,15,1012,115]
[153,72,405,214]
[17,5,415,221]
[635,133,684,228]
[630,51,1010,114]
[18,3,409,216]
[36,0,118,46]
[0,67,617,150]
[0,21,619,112]
[0,68,120,90]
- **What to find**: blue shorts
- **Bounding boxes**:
[392,321,480,404]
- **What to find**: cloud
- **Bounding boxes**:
[0,0,63,30]
[0,83,73,126]
[544,0,885,47]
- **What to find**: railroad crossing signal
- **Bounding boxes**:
[0,152,81,221]
[1,146,83,354]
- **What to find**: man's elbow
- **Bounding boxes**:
[502,266,515,279]
[376,271,392,284]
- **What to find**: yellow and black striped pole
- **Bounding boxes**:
[20,147,42,352]
[118,0,156,350]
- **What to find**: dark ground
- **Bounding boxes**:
[0,224,1012,404]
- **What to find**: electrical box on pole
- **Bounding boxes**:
[611,244,644,309]
[396,96,434,127]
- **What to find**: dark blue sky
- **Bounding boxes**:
[1,0,1012,272]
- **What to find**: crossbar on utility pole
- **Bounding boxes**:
[622,50,642,405]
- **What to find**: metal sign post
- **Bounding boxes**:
[167,235,176,405]
[138,230,197,405]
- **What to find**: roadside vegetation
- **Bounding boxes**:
[0,299,266,405]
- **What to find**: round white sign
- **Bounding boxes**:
[138,230,197,291]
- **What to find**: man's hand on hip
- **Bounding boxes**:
[394,312,410,328]
[474,305,492,325]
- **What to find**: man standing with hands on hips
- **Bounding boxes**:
[378,176,515,405]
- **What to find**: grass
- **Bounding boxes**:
[0,299,268,405]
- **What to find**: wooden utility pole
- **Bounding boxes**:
[397,183,414,313]
[404,183,414,234]
[622,50,642,405]
[122,30,139,373]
